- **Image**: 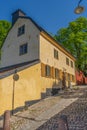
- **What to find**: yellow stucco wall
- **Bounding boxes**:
[40,34,75,75]
[0,62,60,115]
[0,63,42,115]
[0,31,76,116]
[40,34,76,84]
[0,62,76,116]
[0,61,67,115]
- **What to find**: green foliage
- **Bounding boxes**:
[0,20,11,49]
[54,17,87,72]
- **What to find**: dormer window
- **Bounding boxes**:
[18,25,25,36]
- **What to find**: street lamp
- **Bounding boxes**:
[12,70,19,115]
[74,0,85,14]
[74,0,87,78]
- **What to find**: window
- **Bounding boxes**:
[45,65,51,77]
[68,73,70,81]
[18,25,25,36]
[66,58,69,65]
[55,68,59,79]
[72,75,75,82]
[54,49,58,59]
[71,61,73,68]
[19,43,28,55]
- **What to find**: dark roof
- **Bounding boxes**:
[12,9,26,16]
[19,16,43,31]
[2,10,76,60]
[0,59,39,73]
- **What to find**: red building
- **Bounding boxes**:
[76,71,87,85]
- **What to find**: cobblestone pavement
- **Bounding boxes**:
[37,87,87,130]
[0,94,62,130]
[10,87,82,130]
[0,86,87,130]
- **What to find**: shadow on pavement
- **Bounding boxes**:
[14,115,48,122]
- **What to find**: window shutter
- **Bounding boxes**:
[59,70,63,80]
[67,73,70,81]
[65,73,68,81]
[74,76,76,83]
[51,67,55,78]
[70,74,72,81]
[73,75,76,83]
[41,63,45,77]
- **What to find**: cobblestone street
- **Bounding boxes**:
[37,86,87,130]
[0,86,87,130]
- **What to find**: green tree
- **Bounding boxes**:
[0,20,11,49]
[54,17,87,72]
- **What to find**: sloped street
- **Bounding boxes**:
[37,86,87,130]
[0,85,87,130]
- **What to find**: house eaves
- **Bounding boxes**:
[0,59,40,79]
[19,16,76,61]
[2,15,76,61]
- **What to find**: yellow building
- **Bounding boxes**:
[0,9,76,115]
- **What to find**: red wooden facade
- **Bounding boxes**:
[76,71,87,85]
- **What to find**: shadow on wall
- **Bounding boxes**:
[51,80,63,96]
[13,99,41,115]
[0,81,62,119]
[0,77,69,118]
[41,78,68,98]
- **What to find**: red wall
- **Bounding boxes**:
[76,71,87,85]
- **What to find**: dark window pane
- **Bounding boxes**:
[66,58,69,65]
[72,75,75,82]
[45,65,51,76]
[68,73,70,81]
[18,25,25,36]
[55,68,59,78]
[19,43,28,55]
[54,49,58,59]
[71,61,73,68]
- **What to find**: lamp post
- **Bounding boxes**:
[12,70,19,115]
[74,0,85,14]
[74,0,87,77]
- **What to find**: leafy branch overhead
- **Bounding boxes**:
[54,17,87,72]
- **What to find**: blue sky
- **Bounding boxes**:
[0,0,87,34]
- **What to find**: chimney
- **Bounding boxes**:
[12,9,26,25]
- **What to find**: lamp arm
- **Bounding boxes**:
[78,0,83,6]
